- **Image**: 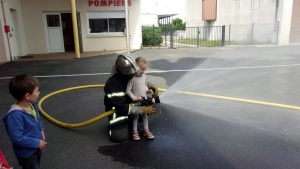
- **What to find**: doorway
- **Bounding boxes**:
[44,13,65,52]
[10,9,21,60]
[44,12,83,53]
[61,13,75,52]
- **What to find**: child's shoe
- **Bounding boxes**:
[144,129,154,139]
[132,130,140,141]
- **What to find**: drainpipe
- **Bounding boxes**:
[70,0,80,58]
[1,0,13,61]
[125,0,130,54]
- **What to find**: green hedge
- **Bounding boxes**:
[142,26,163,46]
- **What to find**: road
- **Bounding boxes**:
[1,45,300,169]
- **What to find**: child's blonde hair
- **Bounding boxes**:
[135,57,148,67]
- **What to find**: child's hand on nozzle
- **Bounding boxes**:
[147,89,153,94]
[136,96,142,101]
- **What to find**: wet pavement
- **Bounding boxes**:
[1,45,300,169]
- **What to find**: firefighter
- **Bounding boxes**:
[104,54,157,142]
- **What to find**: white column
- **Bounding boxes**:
[278,0,293,45]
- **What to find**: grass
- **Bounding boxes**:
[175,38,223,46]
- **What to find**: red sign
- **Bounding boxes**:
[4,25,10,33]
[88,0,132,7]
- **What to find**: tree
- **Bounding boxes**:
[172,18,183,27]
[172,18,186,30]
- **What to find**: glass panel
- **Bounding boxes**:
[108,18,125,32]
[89,19,108,33]
[47,15,60,27]
[109,19,117,32]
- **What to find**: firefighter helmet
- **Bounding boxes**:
[115,54,139,77]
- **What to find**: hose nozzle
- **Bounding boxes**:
[154,96,160,103]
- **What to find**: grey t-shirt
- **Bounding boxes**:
[126,74,149,101]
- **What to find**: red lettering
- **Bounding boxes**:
[88,0,93,6]
[88,0,131,7]
[117,0,121,6]
[94,0,99,6]
[121,0,131,6]
[100,0,107,6]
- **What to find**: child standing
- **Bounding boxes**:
[2,74,47,169]
[126,57,155,140]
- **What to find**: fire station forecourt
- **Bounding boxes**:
[0,45,300,169]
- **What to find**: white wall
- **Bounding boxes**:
[186,0,280,27]
[185,0,203,27]
[185,0,294,45]
[277,0,293,45]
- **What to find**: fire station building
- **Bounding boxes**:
[0,0,141,62]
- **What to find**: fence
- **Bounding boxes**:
[225,22,279,45]
[143,26,225,48]
[142,22,279,48]
[163,26,225,48]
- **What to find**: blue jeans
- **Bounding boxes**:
[17,149,42,169]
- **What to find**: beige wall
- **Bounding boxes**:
[77,0,141,51]
[20,0,71,54]
[289,0,300,43]
[0,15,7,62]
[20,0,141,54]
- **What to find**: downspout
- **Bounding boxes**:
[70,0,80,58]
[125,0,130,54]
[1,0,13,61]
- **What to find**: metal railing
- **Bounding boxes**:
[142,22,279,48]
[225,22,279,45]
[143,25,225,48]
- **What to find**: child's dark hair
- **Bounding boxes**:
[9,74,40,101]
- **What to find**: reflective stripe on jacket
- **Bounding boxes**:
[106,92,126,98]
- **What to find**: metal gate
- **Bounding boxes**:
[141,25,225,48]
[142,23,280,48]
[161,26,225,48]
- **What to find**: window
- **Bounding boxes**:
[46,15,60,27]
[87,11,126,34]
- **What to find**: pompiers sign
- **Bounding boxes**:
[88,0,132,7]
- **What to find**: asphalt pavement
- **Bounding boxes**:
[1,45,300,169]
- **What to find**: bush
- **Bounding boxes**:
[142,26,163,46]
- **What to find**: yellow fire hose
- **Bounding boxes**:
[38,85,300,128]
[38,84,166,128]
